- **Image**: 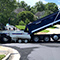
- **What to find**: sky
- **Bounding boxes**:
[16,0,60,9]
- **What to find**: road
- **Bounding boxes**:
[1,43,60,60]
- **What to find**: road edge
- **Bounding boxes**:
[2,46,21,60]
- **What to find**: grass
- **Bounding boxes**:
[15,25,25,30]
[40,30,49,33]
[0,55,5,60]
[49,26,57,29]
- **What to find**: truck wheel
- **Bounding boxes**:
[24,39,28,43]
[2,36,11,43]
[44,36,50,42]
[17,39,22,43]
[33,36,39,42]
[52,35,59,41]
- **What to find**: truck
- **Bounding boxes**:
[0,10,60,43]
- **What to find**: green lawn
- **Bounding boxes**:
[15,25,25,30]
[0,55,5,60]
[40,30,49,33]
[49,26,57,29]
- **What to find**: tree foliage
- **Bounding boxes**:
[41,3,58,18]
[41,10,53,18]
[45,3,58,12]
[25,18,30,25]
[35,1,45,11]
[17,11,35,22]
[18,1,31,11]
[19,20,25,25]
[30,1,58,15]
[19,1,27,8]
[0,0,59,26]
[31,1,45,14]
[0,0,16,25]
[30,7,37,14]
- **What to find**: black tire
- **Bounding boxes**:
[2,36,11,43]
[44,36,50,42]
[52,35,59,42]
[17,39,22,43]
[33,36,39,42]
[24,39,29,43]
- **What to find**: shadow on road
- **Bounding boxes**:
[38,42,60,48]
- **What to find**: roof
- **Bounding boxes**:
[35,11,45,18]
[14,8,25,13]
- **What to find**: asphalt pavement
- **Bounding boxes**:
[1,43,60,60]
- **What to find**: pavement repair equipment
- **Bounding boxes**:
[0,10,60,43]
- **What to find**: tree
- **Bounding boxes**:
[19,1,27,8]
[17,11,35,22]
[35,1,45,12]
[18,1,31,11]
[19,20,25,25]
[0,0,16,25]
[25,5,31,11]
[41,10,53,18]
[45,3,58,12]
[25,18,30,25]
[30,1,45,14]
[30,7,37,14]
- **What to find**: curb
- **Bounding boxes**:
[1,46,21,60]
[2,53,10,60]
[8,48,21,60]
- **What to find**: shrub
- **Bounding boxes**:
[19,20,25,25]
[25,18,30,25]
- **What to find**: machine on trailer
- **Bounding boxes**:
[0,24,31,43]
[0,10,60,43]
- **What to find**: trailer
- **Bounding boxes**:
[0,10,60,43]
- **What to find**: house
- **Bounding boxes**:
[35,11,45,19]
[14,8,25,14]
